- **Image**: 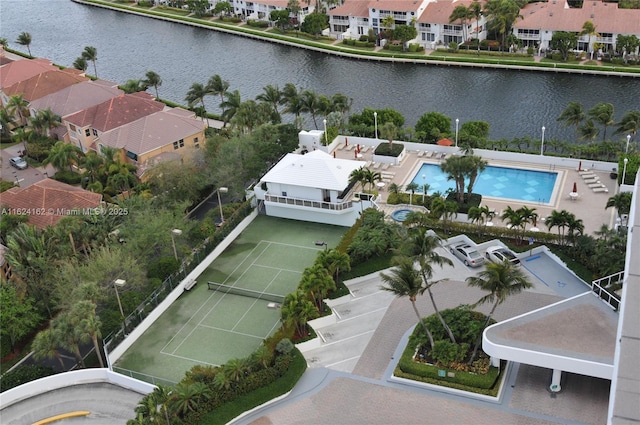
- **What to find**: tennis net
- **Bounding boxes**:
[207,282,285,304]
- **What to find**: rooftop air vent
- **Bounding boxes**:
[549,12,553,16]
[590,13,594,18]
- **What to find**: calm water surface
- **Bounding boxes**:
[1,0,638,140]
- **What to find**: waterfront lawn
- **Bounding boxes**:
[429,50,535,62]
[154,6,192,16]
[265,29,336,44]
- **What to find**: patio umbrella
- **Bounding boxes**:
[345,137,348,146]
[437,138,454,146]
[573,182,578,193]
[578,161,582,171]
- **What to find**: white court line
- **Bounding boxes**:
[198,324,265,340]
[164,239,312,361]
[252,264,303,274]
[157,351,220,366]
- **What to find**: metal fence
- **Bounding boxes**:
[591,271,623,311]
[113,366,177,387]
[103,199,255,357]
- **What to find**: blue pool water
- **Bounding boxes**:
[391,209,412,222]
[409,163,558,203]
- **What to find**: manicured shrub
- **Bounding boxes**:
[146,256,180,280]
[374,142,404,157]
[53,170,82,185]
[0,365,55,391]
[246,19,269,28]
[430,340,469,366]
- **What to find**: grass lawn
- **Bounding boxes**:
[429,50,536,62]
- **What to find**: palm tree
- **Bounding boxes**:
[466,261,532,363]
[299,264,335,311]
[301,90,320,129]
[32,328,66,371]
[73,56,88,72]
[143,71,162,99]
[81,46,98,77]
[579,119,599,142]
[206,74,230,114]
[482,0,522,50]
[0,107,15,138]
[363,168,382,191]
[469,1,483,52]
[545,209,572,245]
[0,37,8,49]
[440,154,467,203]
[557,101,585,139]
[45,141,82,172]
[501,206,526,242]
[76,301,104,368]
[580,20,599,55]
[185,82,209,122]
[614,110,640,140]
[606,192,633,218]
[170,382,211,416]
[588,102,615,142]
[80,151,105,184]
[402,228,456,343]
[465,155,487,200]
[30,108,62,137]
[16,31,32,56]
[566,215,585,244]
[52,311,87,368]
[405,182,419,205]
[6,94,29,127]
[281,290,318,336]
[467,206,485,234]
[316,249,351,282]
[449,4,472,44]
[380,258,435,349]
[220,90,241,127]
[349,167,367,191]
[256,84,283,122]
[388,182,401,195]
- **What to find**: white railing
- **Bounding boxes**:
[264,194,354,211]
[591,271,623,310]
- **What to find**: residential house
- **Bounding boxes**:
[27,80,123,141]
[0,178,103,229]
[417,0,481,49]
[253,150,370,226]
[328,1,372,40]
[63,92,165,154]
[513,0,640,53]
[232,0,312,22]
[97,108,206,179]
[0,57,58,104]
[2,68,88,105]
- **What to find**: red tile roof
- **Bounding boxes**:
[3,69,88,102]
[0,58,57,89]
[64,93,165,131]
[418,0,475,24]
[515,0,640,34]
[0,179,102,229]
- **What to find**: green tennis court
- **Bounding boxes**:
[114,216,345,383]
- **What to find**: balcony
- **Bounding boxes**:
[264,194,355,211]
[442,28,462,36]
[331,17,350,25]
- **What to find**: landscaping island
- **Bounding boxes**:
[71,0,640,78]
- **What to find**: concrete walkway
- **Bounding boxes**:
[235,249,610,425]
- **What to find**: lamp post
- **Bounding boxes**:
[114,279,126,319]
[323,119,328,145]
[455,118,459,147]
[540,126,546,156]
[170,228,182,260]
[622,157,628,186]
[373,111,378,140]
[217,187,228,224]
[626,134,631,155]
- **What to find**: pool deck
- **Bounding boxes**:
[334,145,617,235]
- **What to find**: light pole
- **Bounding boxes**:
[455,118,459,147]
[323,119,328,145]
[626,134,631,155]
[540,126,546,156]
[373,111,378,140]
[622,157,628,186]
[114,279,126,319]
[217,187,228,224]
[170,228,182,260]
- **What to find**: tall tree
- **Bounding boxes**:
[6,94,29,127]
[81,46,98,77]
[30,108,62,137]
[256,84,283,122]
[557,101,585,139]
[143,71,162,99]
[380,258,435,349]
[316,249,351,282]
[44,141,82,172]
[15,31,32,56]
[588,102,615,141]
[483,0,522,50]
[606,192,633,218]
[220,89,242,126]
[466,261,532,363]
[0,284,41,353]
[401,228,456,343]
[73,56,88,72]
[449,5,472,44]
[469,1,483,52]
[551,31,578,62]
[206,74,230,115]
[32,328,66,371]
[580,20,599,54]
[281,290,318,337]
[299,264,335,311]
[185,82,209,123]
[614,110,640,139]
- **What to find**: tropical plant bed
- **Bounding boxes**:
[374,142,404,157]
[395,307,502,396]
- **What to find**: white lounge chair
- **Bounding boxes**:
[592,186,609,193]
[584,178,600,184]
[577,169,591,174]
[382,163,390,171]
[581,173,597,180]
[418,151,425,157]
[425,151,434,158]
[588,182,604,188]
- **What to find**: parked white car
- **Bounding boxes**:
[485,245,521,266]
[449,243,485,267]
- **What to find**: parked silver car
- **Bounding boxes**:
[449,243,485,267]
[9,157,28,170]
[485,245,521,266]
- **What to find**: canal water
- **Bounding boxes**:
[1,0,638,141]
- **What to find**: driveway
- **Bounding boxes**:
[1,143,55,188]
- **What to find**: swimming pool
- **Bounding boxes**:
[409,163,558,203]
